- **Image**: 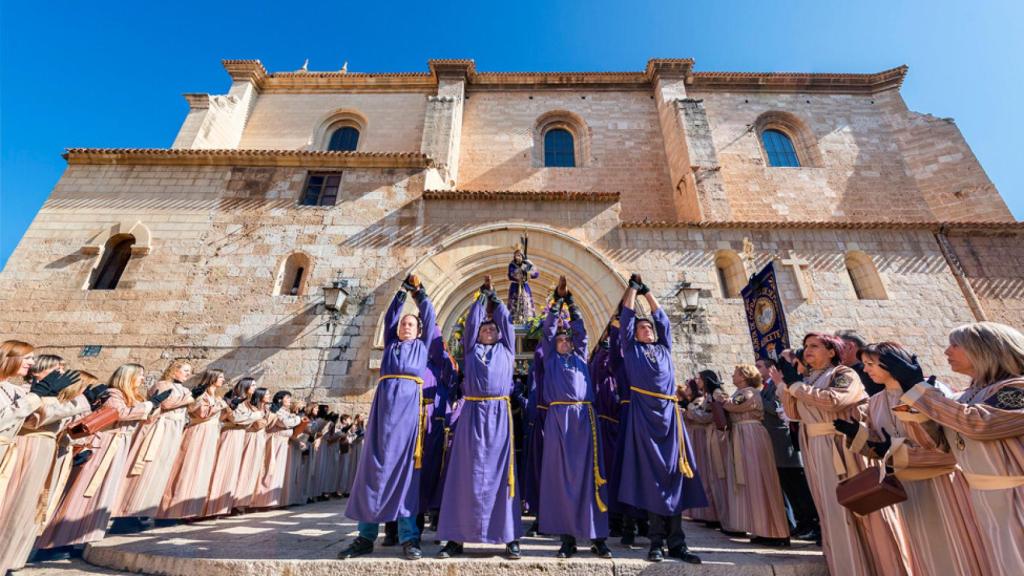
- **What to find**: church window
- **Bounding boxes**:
[845,251,887,300]
[328,126,360,152]
[88,235,135,290]
[761,129,801,167]
[715,250,747,299]
[544,128,576,167]
[300,173,341,206]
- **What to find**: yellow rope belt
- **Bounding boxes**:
[464,396,516,499]
[378,374,426,469]
[629,386,694,479]
[548,400,608,512]
[618,399,631,405]
[537,404,549,411]
[598,414,619,424]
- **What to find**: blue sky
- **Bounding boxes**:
[2,1,1022,268]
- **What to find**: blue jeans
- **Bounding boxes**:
[358,517,419,544]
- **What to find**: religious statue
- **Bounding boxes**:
[507,236,539,324]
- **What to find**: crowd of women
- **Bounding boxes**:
[3,273,1024,576]
[0,351,366,573]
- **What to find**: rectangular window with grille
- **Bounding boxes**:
[300,172,342,206]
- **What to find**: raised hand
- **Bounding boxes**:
[150,388,173,406]
[481,274,493,293]
[878,352,925,393]
[628,273,643,291]
[866,428,893,457]
[83,384,110,406]
[832,418,861,443]
[777,358,802,386]
[402,274,421,293]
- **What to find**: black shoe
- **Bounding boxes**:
[526,520,539,537]
[620,533,635,547]
[720,528,748,537]
[794,527,819,541]
[337,536,374,559]
[647,546,664,562]
[590,540,613,559]
[382,534,399,547]
[668,545,702,564]
[556,542,577,558]
[436,541,464,559]
[403,540,422,561]
[703,520,721,529]
[505,541,521,560]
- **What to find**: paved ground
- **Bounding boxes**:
[15,499,826,575]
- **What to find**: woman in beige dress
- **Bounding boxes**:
[115,359,194,520]
[36,364,153,552]
[890,322,1024,576]
[722,365,790,546]
[159,369,228,520]
[204,377,259,517]
[284,401,310,506]
[0,356,90,571]
[682,381,719,524]
[252,390,302,509]
[773,333,912,576]
[1,340,40,512]
[834,341,990,575]
[232,386,271,511]
[698,370,738,534]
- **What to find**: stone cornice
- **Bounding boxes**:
[423,189,620,202]
[220,58,907,95]
[63,148,432,169]
[689,66,909,94]
[621,219,1024,232]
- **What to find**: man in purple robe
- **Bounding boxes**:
[341,275,436,561]
[539,277,613,559]
[589,324,621,535]
[420,324,455,531]
[436,278,522,559]
[522,341,544,534]
[618,274,706,563]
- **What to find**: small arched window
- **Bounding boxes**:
[845,251,886,300]
[89,235,135,290]
[715,250,747,299]
[544,128,576,167]
[761,129,800,167]
[275,253,312,296]
[328,126,360,152]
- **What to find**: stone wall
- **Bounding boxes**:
[946,230,1024,329]
[237,92,428,152]
[1,162,999,413]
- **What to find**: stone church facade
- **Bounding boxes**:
[2,58,1021,408]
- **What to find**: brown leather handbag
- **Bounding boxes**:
[836,465,907,515]
[68,406,119,439]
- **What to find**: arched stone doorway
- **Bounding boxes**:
[373,223,626,356]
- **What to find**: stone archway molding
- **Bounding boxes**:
[371,223,627,360]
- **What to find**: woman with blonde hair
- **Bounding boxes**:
[37,364,153,553]
[115,359,193,521]
[721,364,790,547]
[834,341,989,575]
[885,322,1024,575]
[204,377,260,517]
[159,368,229,519]
[0,355,90,571]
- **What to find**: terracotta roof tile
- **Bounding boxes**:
[423,189,620,202]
